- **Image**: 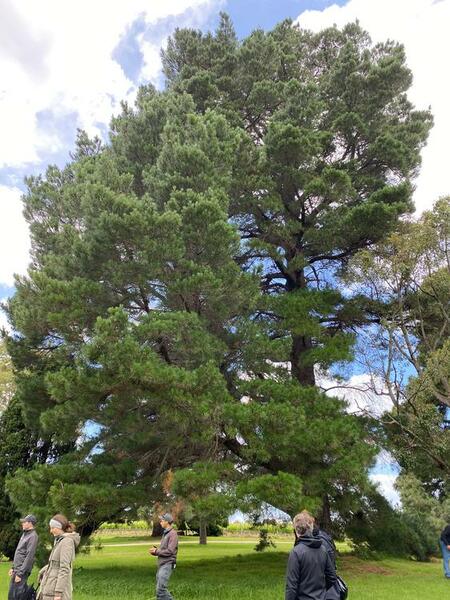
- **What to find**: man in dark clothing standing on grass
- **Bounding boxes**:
[286,511,337,600]
[8,514,39,600]
[440,522,450,579]
[150,513,179,600]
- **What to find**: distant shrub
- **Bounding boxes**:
[226,522,291,535]
[254,528,276,552]
[98,520,149,530]
[345,490,438,561]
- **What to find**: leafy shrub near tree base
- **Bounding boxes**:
[345,489,439,561]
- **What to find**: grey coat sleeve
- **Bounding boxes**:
[54,538,75,594]
[324,552,337,590]
[285,550,300,600]
[16,533,38,576]
[156,531,178,557]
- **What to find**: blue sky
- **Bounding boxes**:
[112,1,348,85]
[224,0,347,38]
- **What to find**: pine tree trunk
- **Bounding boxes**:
[317,494,332,532]
[199,520,207,545]
[77,521,100,539]
[288,267,316,387]
[290,334,315,386]
[151,519,164,538]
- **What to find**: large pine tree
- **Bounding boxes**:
[6,16,432,533]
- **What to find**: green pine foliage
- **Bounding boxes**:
[0,398,58,559]
[5,15,433,542]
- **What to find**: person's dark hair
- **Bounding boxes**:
[52,513,76,533]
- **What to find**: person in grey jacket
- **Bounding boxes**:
[8,514,39,600]
[37,514,80,600]
[286,511,337,600]
[150,513,179,600]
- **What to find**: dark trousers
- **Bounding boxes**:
[8,575,28,600]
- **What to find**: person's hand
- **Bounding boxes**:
[14,575,22,583]
[150,546,157,555]
[447,545,450,550]
[54,596,62,600]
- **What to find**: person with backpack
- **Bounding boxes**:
[286,511,337,600]
[37,514,80,600]
[312,522,341,600]
[293,514,347,600]
[8,514,39,600]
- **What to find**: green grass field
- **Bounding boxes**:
[1,537,448,599]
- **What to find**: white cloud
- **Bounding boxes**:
[321,374,402,506]
[296,0,450,213]
[320,372,393,417]
[0,301,10,332]
[370,473,401,507]
[139,39,165,84]
[0,185,30,285]
[0,0,221,169]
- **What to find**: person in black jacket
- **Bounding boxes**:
[286,511,337,600]
[8,514,39,600]
[313,527,336,565]
[295,517,340,599]
[440,523,450,579]
[313,525,340,600]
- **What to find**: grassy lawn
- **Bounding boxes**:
[0,538,447,599]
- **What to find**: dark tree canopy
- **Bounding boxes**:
[0,396,69,559]
[5,15,432,536]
